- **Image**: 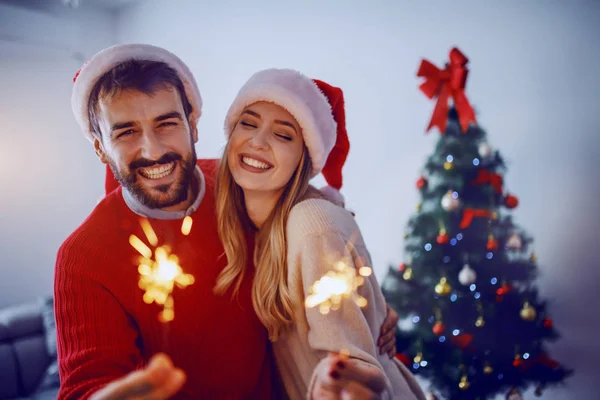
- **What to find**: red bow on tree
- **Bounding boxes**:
[417,47,477,133]
[472,169,504,194]
[460,208,490,229]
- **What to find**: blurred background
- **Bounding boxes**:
[0,0,598,398]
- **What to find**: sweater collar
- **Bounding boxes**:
[122,165,205,220]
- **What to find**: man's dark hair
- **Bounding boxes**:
[88,59,193,139]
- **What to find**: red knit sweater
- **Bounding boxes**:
[54,159,274,399]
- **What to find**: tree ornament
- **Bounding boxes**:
[458,264,477,286]
[506,233,523,250]
[415,202,422,212]
[403,232,408,239]
[458,375,470,390]
[433,321,445,335]
[398,263,407,272]
[496,282,512,302]
[437,228,450,244]
[441,190,461,211]
[413,352,423,363]
[395,353,411,366]
[403,267,413,281]
[483,363,493,374]
[478,142,492,158]
[444,161,454,170]
[543,317,553,329]
[416,176,428,190]
[513,354,524,368]
[504,194,519,209]
[434,277,452,296]
[530,252,537,262]
[486,234,499,251]
[520,301,537,321]
[475,316,485,327]
[506,387,523,400]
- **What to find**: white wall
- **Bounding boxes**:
[0,3,117,307]
[1,0,598,398]
[115,1,599,398]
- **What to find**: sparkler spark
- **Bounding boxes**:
[131,219,195,322]
[305,237,371,315]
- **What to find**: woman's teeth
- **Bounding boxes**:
[139,162,175,179]
[242,156,270,169]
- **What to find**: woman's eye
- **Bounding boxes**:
[240,121,257,128]
[275,133,292,141]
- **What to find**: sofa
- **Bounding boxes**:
[0,297,59,400]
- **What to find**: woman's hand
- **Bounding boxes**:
[377,304,399,358]
[312,353,386,400]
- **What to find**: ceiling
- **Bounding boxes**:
[0,0,145,11]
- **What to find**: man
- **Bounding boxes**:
[56,44,399,399]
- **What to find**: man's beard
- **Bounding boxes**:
[109,148,197,209]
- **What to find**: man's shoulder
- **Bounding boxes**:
[57,189,127,258]
[197,158,219,188]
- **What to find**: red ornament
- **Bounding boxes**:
[416,177,428,190]
[543,318,553,329]
[496,283,512,302]
[398,263,407,272]
[513,358,525,368]
[486,235,499,251]
[437,231,450,244]
[417,47,477,133]
[504,194,519,209]
[395,353,411,367]
[432,322,445,335]
[472,169,504,194]
[451,333,474,350]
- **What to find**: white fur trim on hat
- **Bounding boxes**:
[72,43,202,142]
[224,69,336,177]
[320,185,345,207]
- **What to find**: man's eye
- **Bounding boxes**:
[118,130,134,138]
[159,122,177,127]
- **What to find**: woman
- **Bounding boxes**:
[214,69,426,400]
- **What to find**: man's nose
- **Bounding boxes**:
[140,131,165,161]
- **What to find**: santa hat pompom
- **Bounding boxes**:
[320,185,345,207]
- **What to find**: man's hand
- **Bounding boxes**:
[377,304,399,358]
[90,353,186,400]
[312,353,386,400]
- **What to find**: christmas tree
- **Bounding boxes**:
[381,48,572,399]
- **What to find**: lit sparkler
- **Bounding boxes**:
[305,236,372,315]
[130,218,195,322]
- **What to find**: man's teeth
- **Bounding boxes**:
[242,156,270,170]
[139,162,175,179]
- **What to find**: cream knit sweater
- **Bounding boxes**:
[272,198,426,400]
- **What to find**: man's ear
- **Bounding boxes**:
[189,116,198,143]
[94,137,109,164]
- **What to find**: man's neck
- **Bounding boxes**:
[122,165,206,220]
[243,190,282,229]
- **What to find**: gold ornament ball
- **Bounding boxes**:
[413,352,423,363]
[520,302,537,321]
[444,161,454,170]
[484,364,493,374]
[458,375,470,390]
[530,252,537,262]
[435,277,452,296]
[415,203,422,211]
[403,267,413,281]
[475,316,485,327]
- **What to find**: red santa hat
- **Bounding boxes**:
[70,43,203,195]
[224,69,350,205]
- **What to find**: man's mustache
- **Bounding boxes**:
[129,152,182,170]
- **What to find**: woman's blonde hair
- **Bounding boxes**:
[214,135,313,340]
